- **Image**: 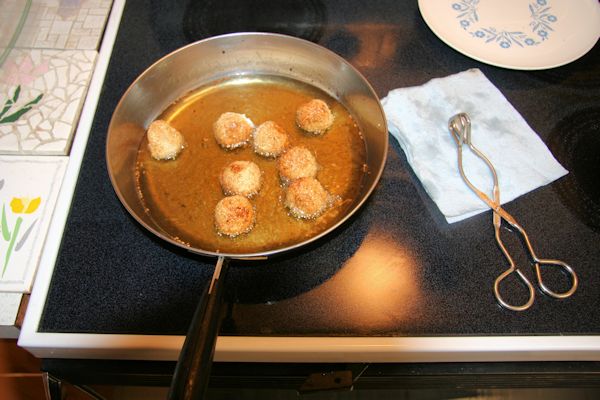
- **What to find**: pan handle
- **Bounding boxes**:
[168,255,229,400]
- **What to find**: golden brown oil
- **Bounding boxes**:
[136,76,366,254]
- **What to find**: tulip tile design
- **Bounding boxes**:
[0,156,67,292]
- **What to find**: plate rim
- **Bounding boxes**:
[418,0,600,70]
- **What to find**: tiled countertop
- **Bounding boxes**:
[0,0,115,335]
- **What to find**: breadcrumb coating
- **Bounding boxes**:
[253,120,288,157]
[213,112,255,149]
[284,177,330,219]
[147,120,185,160]
[220,160,262,197]
[214,195,255,237]
[278,146,318,183]
[296,99,334,134]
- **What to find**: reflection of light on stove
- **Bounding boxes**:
[327,231,421,329]
[232,230,423,333]
[346,24,399,68]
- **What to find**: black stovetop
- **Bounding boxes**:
[39,0,600,337]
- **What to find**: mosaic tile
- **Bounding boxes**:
[0,0,113,50]
[0,292,22,337]
[0,48,97,155]
[0,1,26,50]
[0,156,68,292]
[0,292,22,325]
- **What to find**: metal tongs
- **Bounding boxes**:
[448,113,578,311]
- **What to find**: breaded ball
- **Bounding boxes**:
[213,112,254,149]
[278,146,318,183]
[220,160,262,197]
[284,177,330,219]
[214,195,255,237]
[296,99,334,134]
[253,121,288,157]
[147,120,185,160]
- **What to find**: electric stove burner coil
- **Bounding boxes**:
[548,107,600,232]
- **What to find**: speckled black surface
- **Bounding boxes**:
[39,0,600,336]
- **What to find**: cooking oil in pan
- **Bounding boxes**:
[136,75,367,254]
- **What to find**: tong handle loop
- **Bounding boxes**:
[534,258,579,299]
[494,267,536,312]
[515,222,579,300]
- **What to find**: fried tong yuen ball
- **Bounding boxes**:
[253,120,288,157]
[284,177,331,219]
[213,112,255,149]
[214,195,255,237]
[278,146,318,184]
[296,99,334,134]
[220,160,262,198]
[147,120,185,160]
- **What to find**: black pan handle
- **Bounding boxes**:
[168,256,229,400]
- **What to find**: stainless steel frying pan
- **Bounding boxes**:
[106,32,388,399]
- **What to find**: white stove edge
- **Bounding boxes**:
[17,333,600,362]
[17,0,126,352]
[17,0,600,363]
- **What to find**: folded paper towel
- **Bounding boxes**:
[381,68,567,223]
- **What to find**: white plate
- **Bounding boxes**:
[418,0,600,70]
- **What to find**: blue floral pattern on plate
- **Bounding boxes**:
[452,0,557,49]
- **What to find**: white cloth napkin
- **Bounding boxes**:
[381,68,568,223]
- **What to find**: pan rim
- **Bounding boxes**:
[106,32,388,259]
